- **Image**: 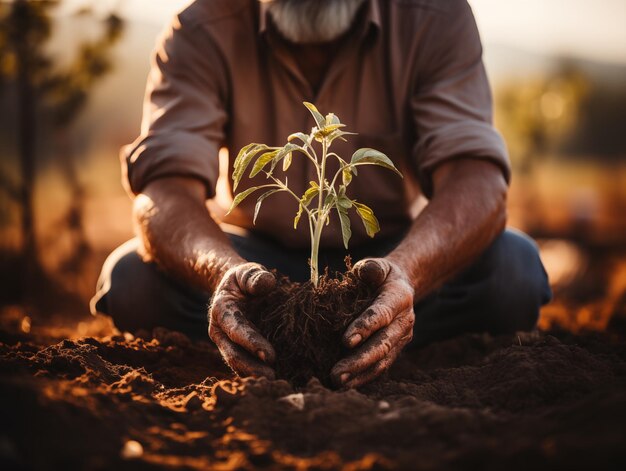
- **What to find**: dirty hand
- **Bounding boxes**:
[209,262,277,379]
[331,258,415,388]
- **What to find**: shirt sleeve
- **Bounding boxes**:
[411,0,510,199]
[121,15,228,198]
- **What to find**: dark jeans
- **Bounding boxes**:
[91,229,552,347]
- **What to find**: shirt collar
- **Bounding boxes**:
[258,0,381,38]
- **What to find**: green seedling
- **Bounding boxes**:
[228,102,403,287]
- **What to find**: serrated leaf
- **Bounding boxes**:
[350,148,403,177]
[303,102,325,128]
[342,167,352,186]
[336,206,352,249]
[250,149,279,177]
[253,189,282,224]
[227,186,263,215]
[353,202,380,238]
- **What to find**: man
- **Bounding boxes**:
[92,0,551,388]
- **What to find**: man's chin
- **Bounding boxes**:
[265,0,367,44]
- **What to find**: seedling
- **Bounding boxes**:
[228,102,403,286]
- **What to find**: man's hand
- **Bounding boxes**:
[209,262,277,379]
[331,258,415,388]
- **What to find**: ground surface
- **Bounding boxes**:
[0,311,625,471]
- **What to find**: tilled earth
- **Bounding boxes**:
[0,313,625,471]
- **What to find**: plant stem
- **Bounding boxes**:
[310,139,328,286]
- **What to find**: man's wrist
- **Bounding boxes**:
[194,249,247,293]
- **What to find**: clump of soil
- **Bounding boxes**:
[248,268,375,387]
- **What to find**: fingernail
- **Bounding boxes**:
[257,350,266,362]
[348,334,362,347]
[340,373,351,384]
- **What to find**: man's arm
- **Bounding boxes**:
[331,158,507,387]
[134,176,277,377]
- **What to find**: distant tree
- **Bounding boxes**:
[495,62,590,174]
[0,0,123,310]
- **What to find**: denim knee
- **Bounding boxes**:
[479,229,552,332]
[91,239,209,337]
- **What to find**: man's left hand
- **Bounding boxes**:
[331,258,415,388]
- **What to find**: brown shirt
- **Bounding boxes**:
[122,0,509,249]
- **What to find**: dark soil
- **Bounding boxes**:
[1,310,626,470]
[248,270,374,386]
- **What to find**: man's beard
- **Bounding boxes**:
[264,0,368,44]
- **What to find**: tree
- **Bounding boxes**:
[0,0,124,311]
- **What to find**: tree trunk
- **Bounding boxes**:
[16,4,38,304]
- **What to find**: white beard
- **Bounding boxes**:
[264,0,368,44]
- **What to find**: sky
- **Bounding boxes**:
[58,0,626,65]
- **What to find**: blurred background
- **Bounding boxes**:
[0,0,625,334]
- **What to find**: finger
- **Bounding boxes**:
[216,301,276,363]
[343,283,413,347]
[236,265,276,296]
[331,310,413,384]
[209,324,276,379]
[353,258,391,288]
[343,349,399,388]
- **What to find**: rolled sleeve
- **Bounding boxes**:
[411,0,510,198]
[122,14,228,198]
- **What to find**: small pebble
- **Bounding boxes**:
[121,440,143,459]
[21,316,31,334]
[378,400,390,411]
[279,393,305,411]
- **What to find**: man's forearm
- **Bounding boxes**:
[133,177,246,293]
[386,159,508,301]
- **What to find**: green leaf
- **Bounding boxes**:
[233,142,258,168]
[250,149,279,177]
[325,113,340,126]
[303,102,325,128]
[287,132,309,144]
[338,184,347,198]
[336,206,352,249]
[227,186,263,215]
[294,182,319,229]
[350,148,403,177]
[301,182,319,206]
[353,202,380,238]
[327,129,357,145]
[337,195,352,209]
[342,167,353,186]
[313,123,346,142]
[271,143,299,172]
[253,189,282,224]
[232,144,270,190]
[282,152,292,171]
[293,206,304,229]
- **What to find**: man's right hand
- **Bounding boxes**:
[208,262,277,379]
